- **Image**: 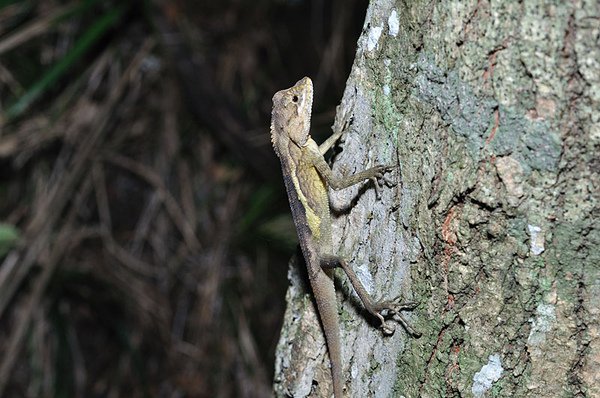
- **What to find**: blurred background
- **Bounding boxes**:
[0,0,368,397]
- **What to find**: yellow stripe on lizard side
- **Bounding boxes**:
[290,169,321,240]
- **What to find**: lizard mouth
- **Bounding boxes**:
[297,77,313,113]
[295,77,313,139]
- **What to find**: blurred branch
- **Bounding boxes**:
[104,153,202,252]
[0,39,154,319]
[0,2,80,55]
[1,2,127,123]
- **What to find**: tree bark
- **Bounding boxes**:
[273,0,599,397]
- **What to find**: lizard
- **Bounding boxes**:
[270,76,420,398]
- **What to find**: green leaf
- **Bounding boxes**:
[0,223,19,257]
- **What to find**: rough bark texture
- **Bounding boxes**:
[273,0,599,397]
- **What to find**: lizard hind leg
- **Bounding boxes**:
[320,255,421,337]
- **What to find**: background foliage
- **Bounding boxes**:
[0,0,367,396]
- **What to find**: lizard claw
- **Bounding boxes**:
[371,165,397,198]
[371,176,383,199]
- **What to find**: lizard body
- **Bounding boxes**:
[271,77,419,398]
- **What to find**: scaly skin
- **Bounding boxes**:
[271,77,419,398]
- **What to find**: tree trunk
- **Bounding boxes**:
[273,0,599,397]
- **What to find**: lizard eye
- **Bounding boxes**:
[292,95,298,103]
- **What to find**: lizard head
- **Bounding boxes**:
[270,77,313,154]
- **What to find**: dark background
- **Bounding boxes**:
[0,0,367,397]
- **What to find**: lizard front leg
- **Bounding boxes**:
[310,151,394,196]
[318,129,344,155]
[321,255,420,337]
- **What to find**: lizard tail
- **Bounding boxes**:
[309,270,343,398]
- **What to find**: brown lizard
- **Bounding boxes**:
[270,77,420,397]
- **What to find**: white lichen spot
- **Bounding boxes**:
[383,58,391,67]
[590,121,600,141]
[350,361,359,379]
[388,10,399,37]
[366,26,383,52]
[472,354,504,397]
[383,84,390,96]
[527,224,545,255]
[527,303,556,346]
[356,263,374,295]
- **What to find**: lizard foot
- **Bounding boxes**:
[369,298,421,337]
[371,165,397,198]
